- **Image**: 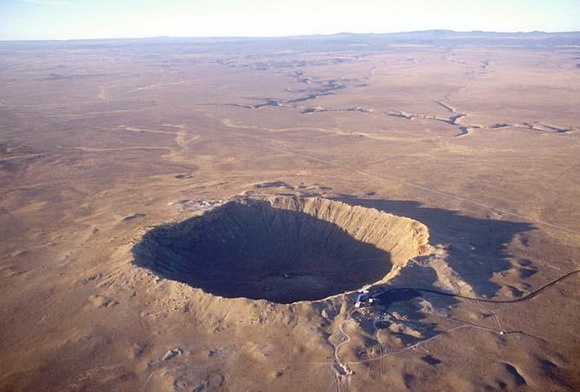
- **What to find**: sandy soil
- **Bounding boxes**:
[0,32,579,391]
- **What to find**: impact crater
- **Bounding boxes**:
[133,196,430,303]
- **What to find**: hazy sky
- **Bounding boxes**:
[1,0,579,40]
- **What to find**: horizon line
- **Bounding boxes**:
[1,29,580,43]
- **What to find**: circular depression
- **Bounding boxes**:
[132,197,429,303]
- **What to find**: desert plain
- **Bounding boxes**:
[0,31,579,391]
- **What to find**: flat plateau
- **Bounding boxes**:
[0,32,579,391]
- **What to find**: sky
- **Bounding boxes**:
[1,0,579,41]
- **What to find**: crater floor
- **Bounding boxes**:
[133,197,429,303]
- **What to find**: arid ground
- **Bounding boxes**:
[0,31,579,391]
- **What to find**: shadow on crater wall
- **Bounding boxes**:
[133,198,404,303]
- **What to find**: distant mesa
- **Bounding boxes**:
[133,196,429,303]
